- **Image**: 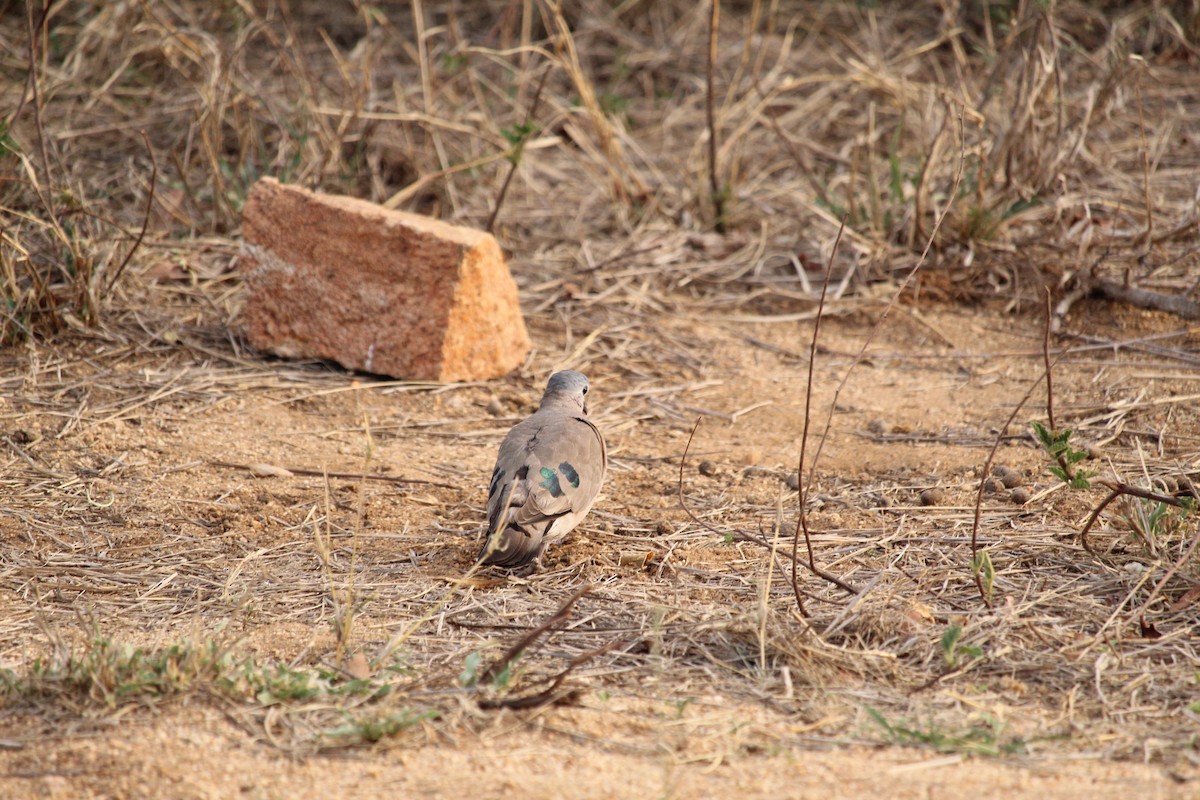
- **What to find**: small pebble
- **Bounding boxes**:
[919,488,944,506]
[867,418,889,435]
[982,477,1002,494]
[783,473,800,491]
[999,470,1023,489]
[1009,487,1032,504]
[655,521,673,537]
[698,460,718,477]
[486,397,505,416]
[859,491,890,509]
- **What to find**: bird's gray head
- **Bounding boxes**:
[540,370,591,414]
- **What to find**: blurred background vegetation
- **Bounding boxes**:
[2,0,1198,344]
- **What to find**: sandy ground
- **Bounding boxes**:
[2,304,1198,798]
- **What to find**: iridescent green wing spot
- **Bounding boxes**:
[539,466,564,497]
[558,462,580,489]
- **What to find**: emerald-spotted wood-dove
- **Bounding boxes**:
[479,370,607,569]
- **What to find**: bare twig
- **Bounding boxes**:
[478,584,592,686]
[969,294,1068,605]
[1043,290,1057,432]
[1090,279,1200,321]
[208,460,454,488]
[485,64,552,233]
[1079,478,1190,556]
[104,130,157,295]
[706,0,725,232]
[791,218,847,615]
[478,637,627,711]
[1134,74,1153,251]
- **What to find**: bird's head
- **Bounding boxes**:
[541,370,591,414]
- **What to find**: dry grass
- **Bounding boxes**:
[2,0,1200,780]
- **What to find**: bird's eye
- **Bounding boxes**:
[582,386,588,394]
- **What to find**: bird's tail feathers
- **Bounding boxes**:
[478,521,541,568]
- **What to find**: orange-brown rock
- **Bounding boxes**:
[239,177,530,381]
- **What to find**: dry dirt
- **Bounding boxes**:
[4,2,1200,797]
[3,298,1198,799]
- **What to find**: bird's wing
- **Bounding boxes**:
[483,411,606,563]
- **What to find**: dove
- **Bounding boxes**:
[479,370,607,569]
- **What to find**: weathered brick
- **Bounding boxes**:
[239,177,530,381]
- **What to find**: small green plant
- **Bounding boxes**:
[1032,421,1095,489]
[440,53,468,73]
[246,663,324,705]
[490,659,515,691]
[500,121,540,165]
[1,633,436,751]
[940,623,983,668]
[458,652,482,688]
[1,635,237,709]
[866,708,1023,757]
[1128,498,1172,550]
[971,550,995,604]
[325,709,438,744]
[459,650,516,691]
[3,634,395,712]
[0,118,18,158]
[1123,495,1196,556]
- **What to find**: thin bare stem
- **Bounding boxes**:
[1080,478,1190,556]
[1043,289,1057,432]
[486,64,552,233]
[478,584,592,685]
[791,218,847,615]
[1135,75,1153,251]
[706,0,725,232]
[104,130,157,295]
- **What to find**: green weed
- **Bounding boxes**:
[866,708,1025,757]
[1032,421,1094,489]
[940,623,983,668]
